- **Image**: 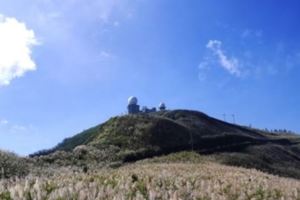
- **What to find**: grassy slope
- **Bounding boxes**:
[32,110,300,179]
[1,152,300,200]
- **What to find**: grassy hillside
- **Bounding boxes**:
[1,152,300,200]
[31,110,300,179]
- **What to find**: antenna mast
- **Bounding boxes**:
[223,114,226,122]
[232,114,236,124]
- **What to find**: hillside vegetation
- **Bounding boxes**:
[2,110,300,199]
[0,150,29,178]
[1,152,300,200]
[31,110,300,179]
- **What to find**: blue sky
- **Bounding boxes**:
[0,0,300,155]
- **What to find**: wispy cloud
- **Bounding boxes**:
[14,0,136,85]
[11,125,27,132]
[199,38,300,82]
[0,119,38,155]
[241,29,263,39]
[33,0,134,28]
[0,119,8,125]
[206,40,241,77]
[0,118,33,133]
[99,51,114,59]
[0,15,38,86]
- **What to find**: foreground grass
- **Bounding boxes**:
[1,156,300,200]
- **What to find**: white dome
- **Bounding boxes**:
[128,96,138,105]
[159,102,166,108]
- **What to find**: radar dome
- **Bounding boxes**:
[159,102,166,110]
[128,96,138,105]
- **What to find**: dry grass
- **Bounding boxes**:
[1,160,300,200]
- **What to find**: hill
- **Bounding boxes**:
[31,110,300,179]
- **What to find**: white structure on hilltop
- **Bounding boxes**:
[128,96,138,105]
[127,96,167,114]
[159,102,166,111]
[127,96,140,114]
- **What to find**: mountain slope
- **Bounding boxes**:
[52,110,270,152]
[32,110,300,179]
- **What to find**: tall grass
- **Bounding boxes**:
[0,156,299,199]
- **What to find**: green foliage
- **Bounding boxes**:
[24,191,32,200]
[0,191,12,200]
[0,150,29,179]
[135,179,148,198]
[43,181,57,196]
[245,185,267,200]
[273,188,283,199]
[127,176,149,199]
[28,109,300,180]
[54,124,103,152]
[32,145,121,167]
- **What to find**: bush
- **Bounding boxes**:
[0,150,29,178]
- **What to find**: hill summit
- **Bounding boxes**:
[33,110,300,179]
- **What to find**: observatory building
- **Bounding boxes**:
[159,102,166,111]
[127,96,167,114]
[142,106,157,113]
[127,96,140,114]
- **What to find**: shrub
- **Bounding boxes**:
[0,150,29,179]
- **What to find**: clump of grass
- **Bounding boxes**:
[0,191,12,200]
[1,161,300,199]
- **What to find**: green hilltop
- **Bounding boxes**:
[31,109,300,179]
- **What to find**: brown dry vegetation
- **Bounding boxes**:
[1,152,300,200]
[2,110,300,199]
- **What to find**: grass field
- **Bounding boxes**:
[1,153,300,200]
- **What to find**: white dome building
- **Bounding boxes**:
[127,96,140,114]
[159,102,166,111]
[128,96,138,105]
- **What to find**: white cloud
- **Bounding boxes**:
[113,21,120,27]
[100,51,112,58]
[34,0,133,27]
[98,51,116,61]
[0,119,8,125]
[241,29,263,39]
[206,40,241,77]
[198,58,211,81]
[0,118,33,134]
[11,125,27,132]
[0,15,38,86]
